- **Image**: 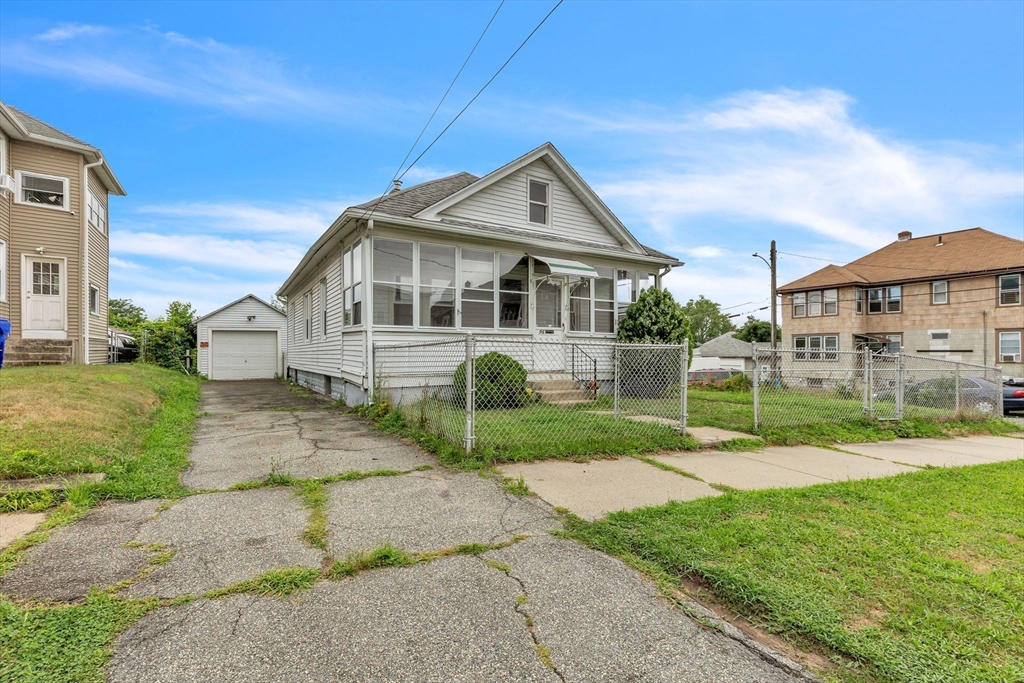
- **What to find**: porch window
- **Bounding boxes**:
[18,172,69,210]
[616,269,636,321]
[823,288,838,316]
[419,244,455,328]
[569,279,591,332]
[594,267,615,333]
[886,286,901,313]
[932,281,948,305]
[999,274,1021,306]
[792,292,806,317]
[527,179,549,225]
[867,288,883,314]
[343,243,362,326]
[499,254,529,329]
[855,288,863,314]
[372,239,413,326]
[808,291,821,317]
[1000,331,1022,362]
[461,249,495,328]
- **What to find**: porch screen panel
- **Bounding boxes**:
[594,267,615,333]
[420,244,455,328]
[569,279,591,332]
[616,270,636,322]
[461,249,495,328]
[498,254,528,329]
[372,239,413,326]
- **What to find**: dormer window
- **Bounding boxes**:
[528,179,549,225]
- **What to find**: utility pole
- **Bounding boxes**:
[770,240,777,350]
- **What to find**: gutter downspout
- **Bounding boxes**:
[656,265,674,289]
[82,158,104,364]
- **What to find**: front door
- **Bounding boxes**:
[25,257,66,338]
[533,276,567,373]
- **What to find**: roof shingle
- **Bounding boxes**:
[779,228,1024,292]
[5,104,96,149]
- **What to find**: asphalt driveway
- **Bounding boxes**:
[1,380,811,682]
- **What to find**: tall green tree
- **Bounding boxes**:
[734,315,781,344]
[681,295,734,344]
[141,301,197,373]
[108,298,146,333]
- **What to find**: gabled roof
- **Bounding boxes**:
[779,228,1024,292]
[414,142,645,253]
[195,294,285,323]
[0,101,126,196]
[695,332,767,359]
[351,172,479,217]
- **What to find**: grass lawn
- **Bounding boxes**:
[565,460,1024,682]
[0,364,200,511]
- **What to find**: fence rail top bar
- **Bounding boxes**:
[754,348,1003,372]
[374,338,469,351]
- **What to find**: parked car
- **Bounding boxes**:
[874,377,1009,415]
[1004,378,1024,415]
[108,328,140,363]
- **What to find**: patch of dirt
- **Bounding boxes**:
[743,511,770,519]
[998,532,1020,544]
[673,574,835,673]
[846,607,887,631]
[949,550,997,575]
[824,497,852,508]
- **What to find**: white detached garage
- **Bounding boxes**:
[196,295,287,380]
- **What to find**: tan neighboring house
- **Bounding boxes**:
[0,102,125,365]
[779,228,1024,376]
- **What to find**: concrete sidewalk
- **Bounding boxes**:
[499,434,1023,520]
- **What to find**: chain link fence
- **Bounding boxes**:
[373,336,689,457]
[753,346,1004,429]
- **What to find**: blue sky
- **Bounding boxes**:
[1,0,1021,319]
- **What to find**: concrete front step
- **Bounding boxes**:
[3,339,73,366]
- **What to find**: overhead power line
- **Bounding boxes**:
[358,0,506,222]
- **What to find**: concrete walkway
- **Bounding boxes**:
[1,381,809,683]
[500,434,1023,520]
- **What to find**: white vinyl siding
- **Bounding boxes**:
[439,159,620,247]
[196,296,287,378]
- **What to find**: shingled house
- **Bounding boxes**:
[778,228,1024,375]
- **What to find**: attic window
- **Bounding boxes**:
[528,179,549,225]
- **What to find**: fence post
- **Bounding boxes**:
[613,344,620,419]
[996,367,1004,418]
[752,342,760,429]
[954,362,961,417]
[464,334,475,452]
[862,347,870,415]
[895,353,905,421]
[680,339,688,435]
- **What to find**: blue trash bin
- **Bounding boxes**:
[0,319,10,369]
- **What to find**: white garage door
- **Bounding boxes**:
[211,330,278,380]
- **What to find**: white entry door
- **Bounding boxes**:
[533,276,568,372]
[25,257,66,338]
[210,330,279,380]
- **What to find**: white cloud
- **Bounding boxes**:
[36,23,110,42]
[684,245,727,258]
[132,200,346,240]
[111,231,307,274]
[3,26,404,122]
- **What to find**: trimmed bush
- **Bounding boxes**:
[454,352,528,409]
[616,288,691,398]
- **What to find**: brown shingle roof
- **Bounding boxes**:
[351,172,479,217]
[779,228,1024,292]
[5,104,97,150]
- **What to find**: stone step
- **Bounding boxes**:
[3,358,71,367]
[8,339,73,348]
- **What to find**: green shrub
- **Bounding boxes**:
[454,352,528,409]
[720,373,752,392]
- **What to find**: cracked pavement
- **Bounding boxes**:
[3,380,813,682]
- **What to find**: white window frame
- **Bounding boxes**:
[999,274,1021,306]
[342,242,363,327]
[792,292,806,318]
[459,247,497,330]
[15,170,70,211]
[526,177,551,227]
[0,134,6,176]
[418,241,457,329]
[793,334,839,362]
[87,192,107,235]
[807,290,822,317]
[303,291,312,341]
[0,239,6,302]
[931,280,948,305]
[885,286,902,313]
[855,288,864,314]
[89,284,99,315]
[823,288,838,316]
[867,288,884,314]
[318,279,327,337]
[999,331,1022,363]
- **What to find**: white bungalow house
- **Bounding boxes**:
[277,143,683,405]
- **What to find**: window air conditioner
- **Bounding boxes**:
[0,174,15,195]
[1001,354,1021,363]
